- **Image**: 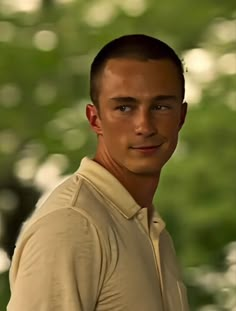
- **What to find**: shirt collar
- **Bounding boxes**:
[152,209,166,231]
[77,157,141,219]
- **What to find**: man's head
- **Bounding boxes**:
[90,34,185,108]
[87,34,187,176]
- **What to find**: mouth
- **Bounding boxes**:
[132,145,158,149]
[131,144,161,149]
[130,145,162,154]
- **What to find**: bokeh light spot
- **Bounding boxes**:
[0,131,19,154]
[62,129,87,150]
[184,75,202,105]
[14,157,38,181]
[33,30,58,51]
[0,189,19,212]
[34,154,69,191]
[0,84,21,108]
[0,249,10,273]
[184,48,217,83]
[117,0,147,17]
[83,1,117,27]
[217,53,236,75]
[55,0,75,4]
[35,82,57,105]
[0,0,41,14]
[211,19,236,43]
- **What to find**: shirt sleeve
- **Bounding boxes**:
[7,208,107,311]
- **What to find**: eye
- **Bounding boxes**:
[116,105,132,112]
[152,105,170,111]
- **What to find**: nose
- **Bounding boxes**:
[134,110,157,137]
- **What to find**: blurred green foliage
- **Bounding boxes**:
[0,0,235,309]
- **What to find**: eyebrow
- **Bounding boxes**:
[109,96,137,103]
[109,95,178,103]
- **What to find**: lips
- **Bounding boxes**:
[131,144,162,149]
[132,146,159,149]
[130,144,162,155]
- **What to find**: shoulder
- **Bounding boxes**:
[8,208,108,308]
[19,172,111,237]
[9,208,107,279]
[14,208,104,261]
[14,171,116,255]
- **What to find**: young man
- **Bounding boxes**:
[8,34,189,310]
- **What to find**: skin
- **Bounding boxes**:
[86,58,187,217]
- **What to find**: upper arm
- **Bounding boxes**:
[7,208,107,311]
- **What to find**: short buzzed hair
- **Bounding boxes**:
[90,34,185,107]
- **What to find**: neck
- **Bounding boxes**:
[93,152,160,212]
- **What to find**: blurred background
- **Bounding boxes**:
[0,0,235,309]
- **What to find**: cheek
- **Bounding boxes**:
[101,122,125,146]
[102,116,132,139]
[158,118,179,137]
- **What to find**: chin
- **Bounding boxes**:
[126,160,164,176]
[130,167,161,177]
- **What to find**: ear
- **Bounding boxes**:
[179,101,188,130]
[86,104,103,135]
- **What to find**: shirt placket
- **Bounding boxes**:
[149,221,164,295]
[136,209,164,308]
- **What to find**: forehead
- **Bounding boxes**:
[99,58,182,99]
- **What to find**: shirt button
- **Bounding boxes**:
[137,213,143,220]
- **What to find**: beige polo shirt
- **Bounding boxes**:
[8,157,189,311]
